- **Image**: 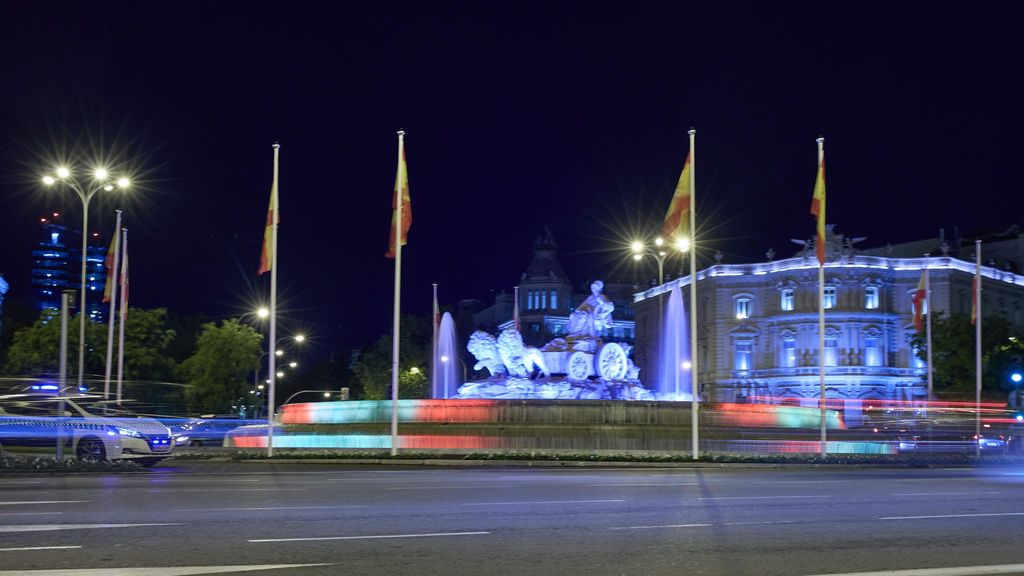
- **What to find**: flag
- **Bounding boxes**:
[258,158,280,275]
[971,276,979,325]
[385,132,411,258]
[912,270,927,332]
[810,154,826,265]
[102,234,118,303]
[119,229,129,320]
[662,150,692,241]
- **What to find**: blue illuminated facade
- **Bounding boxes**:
[30,213,109,322]
[0,273,8,339]
[634,227,1024,423]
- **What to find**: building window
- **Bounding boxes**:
[550,290,557,310]
[865,286,879,310]
[735,341,753,371]
[541,290,547,309]
[527,290,534,310]
[824,337,838,366]
[781,289,794,311]
[735,297,751,320]
[782,338,796,368]
[823,287,837,309]
[865,336,881,367]
[912,344,926,369]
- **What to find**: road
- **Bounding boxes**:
[1,461,1024,575]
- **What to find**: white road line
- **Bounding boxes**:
[462,499,625,506]
[890,492,1002,496]
[249,531,490,543]
[146,488,305,493]
[801,563,1024,576]
[881,512,1024,520]
[0,523,182,533]
[0,546,81,552]
[118,479,263,484]
[386,485,521,490]
[0,564,331,576]
[178,506,369,512]
[0,512,62,517]
[0,501,87,506]
[0,481,42,485]
[609,520,795,530]
[497,475,606,479]
[696,495,830,500]
[585,479,696,483]
[755,480,852,484]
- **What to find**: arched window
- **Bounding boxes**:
[865,286,879,309]
[734,294,753,320]
[781,289,794,311]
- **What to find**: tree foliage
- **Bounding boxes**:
[350,315,431,400]
[179,319,263,413]
[913,313,1024,398]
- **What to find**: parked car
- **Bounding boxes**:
[170,414,262,447]
[0,393,174,466]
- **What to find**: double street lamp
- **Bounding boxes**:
[42,165,130,389]
[631,236,689,285]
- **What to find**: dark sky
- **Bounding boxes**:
[2,1,1022,354]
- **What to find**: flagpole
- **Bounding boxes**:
[925,254,934,401]
[688,128,699,461]
[116,228,128,404]
[975,239,982,458]
[267,143,280,458]
[817,137,827,457]
[391,130,405,457]
[104,209,122,400]
[432,283,438,398]
[513,286,521,332]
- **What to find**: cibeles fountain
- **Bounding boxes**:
[449,279,684,401]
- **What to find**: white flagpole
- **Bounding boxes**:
[391,130,405,457]
[925,254,934,401]
[432,283,439,398]
[267,143,280,458]
[975,239,982,458]
[688,128,699,461]
[514,286,521,332]
[817,137,827,456]
[116,228,128,404]
[104,209,122,400]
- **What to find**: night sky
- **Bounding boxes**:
[2,1,1022,354]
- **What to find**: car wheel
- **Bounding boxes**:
[189,439,203,447]
[76,437,107,462]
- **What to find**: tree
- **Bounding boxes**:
[179,319,263,413]
[2,310,107,378]
[350,315,431,400]
[913,313,1024,398]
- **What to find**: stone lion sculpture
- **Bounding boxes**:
[467,331,507,377]
[496,328,550,379]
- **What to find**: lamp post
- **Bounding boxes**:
[42,166,130,389]
[631,236,689,285]
[252,334,304,413]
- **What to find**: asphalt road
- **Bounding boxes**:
[1,460,1024,576]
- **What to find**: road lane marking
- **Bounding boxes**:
[386,485,521,490]
[462,499,625,506]
[250,531,490,543]
[609,520,795,530]
[178,506,369,511]
[0,481,42,485]
[147,488,305,493]
[0,501,87,506]
[801,563,1024,575]
[0,565,331,575]
[0,546,81,552]
[889,492,1002,496]
[696,495,829,500]
[0,512,62,517]
[585,479,696,483]
[754,480,852,484]
[0,523,182,533]
[118,479,263,484]
[881,512,1024,520]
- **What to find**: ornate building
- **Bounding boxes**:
[633,226,1024,423]
[473,228,636,347]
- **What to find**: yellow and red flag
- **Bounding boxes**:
[810,154,826,265]
[258,161,279,276]
[385,132,411,259]
[102,234,118,303]
[971,276,979,325]
[912,270,927,332]
[662,150,692,242]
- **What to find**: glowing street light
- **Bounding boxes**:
[630,236,684,285]
[257,307,269,319]
[410,367,421,375]
[294,334,305,343]
[288,361,297,368]
[41,161,131,390]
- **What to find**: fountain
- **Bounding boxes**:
[433,312,461,399]
[657,285,692,400]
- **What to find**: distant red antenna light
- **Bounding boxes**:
[52,212,59,217]
[41,218,47,223]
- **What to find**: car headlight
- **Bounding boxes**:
[115,427,142,438]
[174,435,190,445]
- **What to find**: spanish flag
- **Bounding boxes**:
[912,271,927,332]
[385,131,411,259]
[971,276,979,325]
[810,153,826,266]
[102,233,119,303]
[662,150,692,242]
[258,152,280,276]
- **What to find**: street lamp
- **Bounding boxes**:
[631,236,689,285]
[42,164,130,389]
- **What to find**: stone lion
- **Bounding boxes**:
[467,331,507,377]
[496,328,550,379]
